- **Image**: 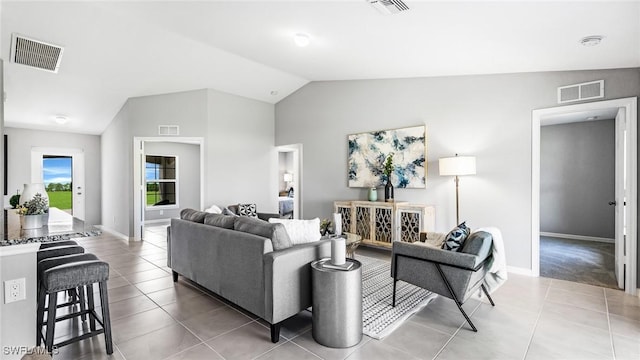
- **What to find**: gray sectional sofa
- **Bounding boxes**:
[167,209,331,342]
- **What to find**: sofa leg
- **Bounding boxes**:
[270,323,281,343]
[172,271,178,282]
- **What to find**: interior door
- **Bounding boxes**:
[72,153,85,220]
[614,109,626,289]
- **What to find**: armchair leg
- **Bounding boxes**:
[435,264,477,332]
[392,253,398,307]
[480,284,495,306]
[172,271,179,282]
[270,323,281,343]
[392,278,398,307]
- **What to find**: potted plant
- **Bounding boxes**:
[320,219,332,236]
[383,154,394,202]
[17,193,49,229]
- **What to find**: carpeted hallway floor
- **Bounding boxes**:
[540,236,619,289]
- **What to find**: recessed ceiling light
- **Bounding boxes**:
[580,35,604,47]
[54,116,68,124]
[270,90,279,96]
[586,116,599,121]
[293,33,310,47]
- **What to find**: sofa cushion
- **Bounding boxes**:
[180,208,207,223]
[460,231,493,259]
[442,222,470,251]
[238,203,258,218]
[234,216,292,250]
[268,218,321,245]
[222,207,238,216]
[204,213,236,229]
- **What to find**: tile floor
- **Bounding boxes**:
[50,224,640,360]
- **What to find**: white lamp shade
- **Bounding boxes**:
[283,173,293,182]
[439,156,476,176]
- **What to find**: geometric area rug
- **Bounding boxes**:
[358,255,438,339]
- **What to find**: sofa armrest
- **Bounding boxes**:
[263,240,331,324]
[258,212,281,221]
[166,226,172,268]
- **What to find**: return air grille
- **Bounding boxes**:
[367,0,409,15]
[158,125,179,136]
[10,33,64,73]
[557,80,604,104]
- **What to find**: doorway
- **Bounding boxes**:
[133,137,204,241]
[532,97,638,295]
[277,144,302,220]
[31,147,85,220]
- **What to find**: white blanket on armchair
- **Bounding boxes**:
[476,226,508,293]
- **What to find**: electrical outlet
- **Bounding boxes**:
[159,210,164,215]
[4,278,26,304]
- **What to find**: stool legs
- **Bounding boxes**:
[87,284,96,331]
[45,292,58,353]
[36,285,46,345]
[99,281,113,355]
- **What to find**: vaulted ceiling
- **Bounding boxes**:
[2,1,639,134]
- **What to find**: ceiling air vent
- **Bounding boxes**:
[557,80,604,104]
[367,0,409,15]
[10,33,64,73]
[158,125,179,136]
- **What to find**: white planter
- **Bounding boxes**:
[21,214,44,229]
[19,183,50,207]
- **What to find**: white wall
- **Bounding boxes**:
[275,68,640,272]
[101,102,132,236]
[278,151,293,191]
[101,88,276,237]
[540,120,615,238]
[144,142,200,221]
[206,89,277,213]
[5,127,101,225]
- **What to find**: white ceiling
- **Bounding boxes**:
[2,0,639,135]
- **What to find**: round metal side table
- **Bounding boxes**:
[310,258,362,348]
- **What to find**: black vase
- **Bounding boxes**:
[384,180,394,202]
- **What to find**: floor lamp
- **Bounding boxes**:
[439,154,476,225]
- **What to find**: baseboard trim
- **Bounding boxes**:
[507,266,533,276]
[94,225,132,241]
[540,232,614,244]
[144,219,172,225]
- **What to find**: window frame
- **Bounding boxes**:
[144,154,179,210]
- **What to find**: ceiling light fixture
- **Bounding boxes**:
[293,33,310,47]
[586,116,599,121]
[54,116,68,124]
[270,90,279,96]
[580,35,604,47]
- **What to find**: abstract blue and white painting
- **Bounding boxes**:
[348,125,426,188]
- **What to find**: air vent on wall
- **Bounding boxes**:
[557,80,604,104]
[367,0,409,15]
[10,33,64,73]
[158,125,179,136]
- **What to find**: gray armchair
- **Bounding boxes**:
[391,231,495,331]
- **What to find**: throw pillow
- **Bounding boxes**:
[204,213,235,229]
[204,204,222,214]
[180,208,207,223]
[233,216,292,250]
[238,203,258,218]
[441,222,471,251]
[268,218,321,245]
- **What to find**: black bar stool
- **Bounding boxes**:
[39,240,79,250]
[36,253,99,345]
[39,260,113,354]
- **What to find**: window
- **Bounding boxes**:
[145,155,178,208]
